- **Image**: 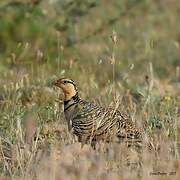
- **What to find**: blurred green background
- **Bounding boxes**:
[0,0,179,136]
[0,0,179,79]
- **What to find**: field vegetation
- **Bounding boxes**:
[0,0,179,179]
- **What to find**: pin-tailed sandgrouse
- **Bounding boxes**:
[53,78,142,143]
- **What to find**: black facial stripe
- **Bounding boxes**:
[65,81,77,89]
[63,80,75,85]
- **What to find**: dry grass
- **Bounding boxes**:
[0,72,179,179]
[0,0,180,179]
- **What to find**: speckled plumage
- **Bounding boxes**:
[54,78,142,143]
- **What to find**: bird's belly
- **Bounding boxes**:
[64,110,74,131]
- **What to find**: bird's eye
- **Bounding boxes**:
[63,80,68,83]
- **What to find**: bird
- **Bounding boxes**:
[53,78,143,145]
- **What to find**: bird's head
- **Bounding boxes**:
[53,78,78,101]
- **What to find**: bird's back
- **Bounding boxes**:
[67,98,142,142]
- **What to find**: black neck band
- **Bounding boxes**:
[64,93,79,105]
[64,102,78,111]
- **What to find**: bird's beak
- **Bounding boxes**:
[53,80,59,87]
